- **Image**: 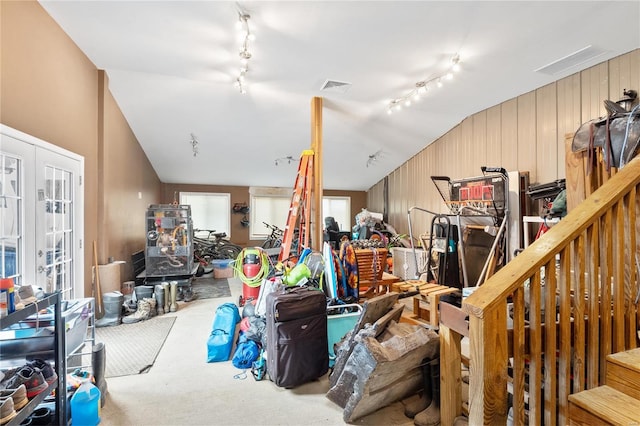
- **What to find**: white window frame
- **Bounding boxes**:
[322,196,351,231]
[249,187,291,240]
[249,187,352,240]
[179,192,231,237]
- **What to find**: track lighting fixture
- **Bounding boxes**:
[366,150,383,168]
[234,12,254,95]
[387,54,462,115]
[274,156,295,166]
[189,133,199,157]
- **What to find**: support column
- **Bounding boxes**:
[311,97,323,252]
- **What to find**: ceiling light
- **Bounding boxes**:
[451,54,461,72]
[387,53,462,114]
[189,133,199,157]
[366,150,383,168]
[234,12,253,94]
[274,156,295,166]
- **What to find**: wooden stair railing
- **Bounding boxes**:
[461,155,640,425]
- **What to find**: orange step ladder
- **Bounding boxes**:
[279,150,314,262]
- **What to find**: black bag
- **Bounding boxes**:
[266,286,328,388]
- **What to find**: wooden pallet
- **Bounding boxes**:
[410,281,459,328]
[391,279,437,293]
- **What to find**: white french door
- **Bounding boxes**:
[1,125,84,299]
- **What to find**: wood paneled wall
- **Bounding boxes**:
[369,49,640,239]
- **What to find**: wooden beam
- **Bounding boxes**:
[311,97,323,252]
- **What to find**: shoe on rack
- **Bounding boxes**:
[27,407,51,426]
[122,298,152,324]
[17,285,37,306]
[0,385,28,411]
[0,397,16,425]
[26,360,57,385]
[4,366,48,399]
[0,368,19,390]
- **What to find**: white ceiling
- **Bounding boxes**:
[39,1,640,191]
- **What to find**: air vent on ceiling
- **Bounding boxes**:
[320,79,352,93]
[534,45,609,75]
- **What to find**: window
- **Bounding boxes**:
[249,187,351,240]
[323,196,351,231]
[249,187,290,240]
[179,192,230,237]
[0,153,22,283]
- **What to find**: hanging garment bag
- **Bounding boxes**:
[266,286,328,388]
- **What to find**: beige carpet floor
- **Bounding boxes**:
[100,277,415,426]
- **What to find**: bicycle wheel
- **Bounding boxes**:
[216,243,242,260]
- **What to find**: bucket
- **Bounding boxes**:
[134,285,154,301]
[121,281,134,295]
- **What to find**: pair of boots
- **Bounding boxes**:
[404,358,440,426]
[405,359,469,426]
[155,282,179,314]
[122,297,156,324]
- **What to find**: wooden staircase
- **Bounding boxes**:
[568,348,640,425]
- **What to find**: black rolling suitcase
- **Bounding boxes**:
[266,286,328,388]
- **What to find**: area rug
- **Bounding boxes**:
[191,276,231,299]
[96,316,176,378]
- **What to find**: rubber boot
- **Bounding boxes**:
[95,292,124,327]
[92,342,108,407]
[162,282,170,314]
[169,281,178,312]
[414,359,440,426]
[404,359,433,418]
[155,285,165,315]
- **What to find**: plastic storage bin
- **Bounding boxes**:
[327,304,362,367]
[212,259,234,279]
[0,298,92,362]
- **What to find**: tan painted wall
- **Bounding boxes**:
[0,2,162,291]
[161,184,367,247]
[369,49,640,240]
[100,71,163,279]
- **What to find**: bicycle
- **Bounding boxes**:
[193,229,242,274]
[261,222,283,249]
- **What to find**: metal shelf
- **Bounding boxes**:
[1,292,66,426]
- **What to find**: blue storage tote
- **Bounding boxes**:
[326,304,362,367]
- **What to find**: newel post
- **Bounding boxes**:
[468,300,509,425]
